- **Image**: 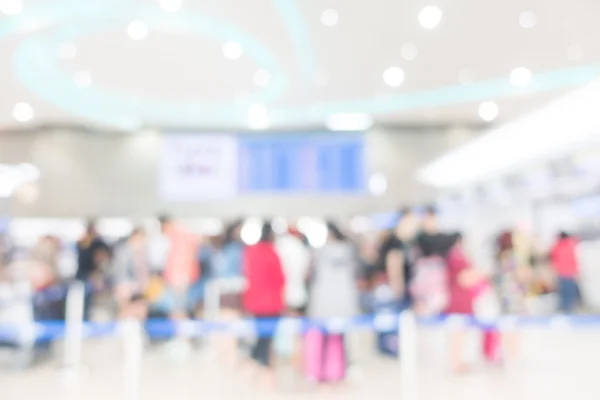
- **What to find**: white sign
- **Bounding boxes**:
[159,134,238,201]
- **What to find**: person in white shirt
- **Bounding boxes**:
[275,228,311,314]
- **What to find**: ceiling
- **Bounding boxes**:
[0,0,599,131]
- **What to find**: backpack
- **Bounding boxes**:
[409,255,449,316]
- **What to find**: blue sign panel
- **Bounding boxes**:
[238,134,366,194]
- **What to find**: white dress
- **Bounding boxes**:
[275,234,311,309]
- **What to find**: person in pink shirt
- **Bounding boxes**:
[160,215,200,319]
[550,231,581,314]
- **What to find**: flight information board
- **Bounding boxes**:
[238,134,366,193]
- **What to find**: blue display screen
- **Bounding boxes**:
[238,134,366,193]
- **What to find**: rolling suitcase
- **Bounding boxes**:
[304,328,346,382]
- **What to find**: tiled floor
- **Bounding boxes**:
[1,327,599,400]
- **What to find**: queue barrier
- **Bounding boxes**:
[2,313,600,343]
[2,303,600,400]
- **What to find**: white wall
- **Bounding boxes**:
[0,127,476,218]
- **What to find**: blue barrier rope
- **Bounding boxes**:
[1,314,600,344]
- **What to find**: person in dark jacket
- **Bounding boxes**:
[76,220,110,320]
[242,221,285,388]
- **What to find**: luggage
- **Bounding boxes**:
[304,328,346,382]
[482,329,502,363]
[472,280,503,364]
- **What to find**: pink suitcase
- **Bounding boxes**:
[304,328,346,382]
[483,329,502,363]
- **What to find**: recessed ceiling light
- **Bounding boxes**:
[247,103,270,129]
[519,11,537,29]
[13,102,34,123]
[158,0,182,12]
[59,42,77,59]
[222,41,243,60]
[253,69,271,87]
[383,66,405,87]
[478,101,499,122]
[419,5,443,29]
[510,67,532,87]
[321,9,339,27]
[127,20,149,41]
[0,0,23,16]
[326,113,373,131]
[74,71,92,88]
[458,69,475,84]
[567,44,583,62]
[400,43,418,61]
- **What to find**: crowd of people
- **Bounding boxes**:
[0,208,585,380]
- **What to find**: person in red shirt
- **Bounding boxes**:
[242,221,285,385]
[445,233,481,373]
[550,231,581,313]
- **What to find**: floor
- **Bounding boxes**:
[1,327,599,400]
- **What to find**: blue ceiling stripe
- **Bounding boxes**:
[273,0,316,82]
[272,64,600,125]
[1,1,598,129]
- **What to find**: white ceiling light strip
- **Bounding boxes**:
[418,77,600,188]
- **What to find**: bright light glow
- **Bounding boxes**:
[247,103,270,130]
[18,163,41,181]
[97,219,134,238]
[350,216,371,233]
[15,16,52,34]
[222,41,243,60]
[8,219,84,247]
[272,217,288,234]
[568,44,583,62]
[400,43,418,61]
[510,67,532,87]
[127,20,149,41]
[326,113,373,131]
[241,218,263,245]
[253,69,271,87]
[458,69,475,85]
[14,183,40,205]
[418,78,600,188]
[321,9,339,26]
[369,173,388,196]
[13,102,33,122]
[74,71,92,88]
[297,218,328,248]
[0,0,23,16]
[419,5,443,29]
[519,11,537,29]
[59,42,77,59]
[383,66,405,87]
[198,218,224,236]
[0,163,41,198]
[478,101,499,122]
[158,0,182,12]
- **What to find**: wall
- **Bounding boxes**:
[0,127,476,218]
